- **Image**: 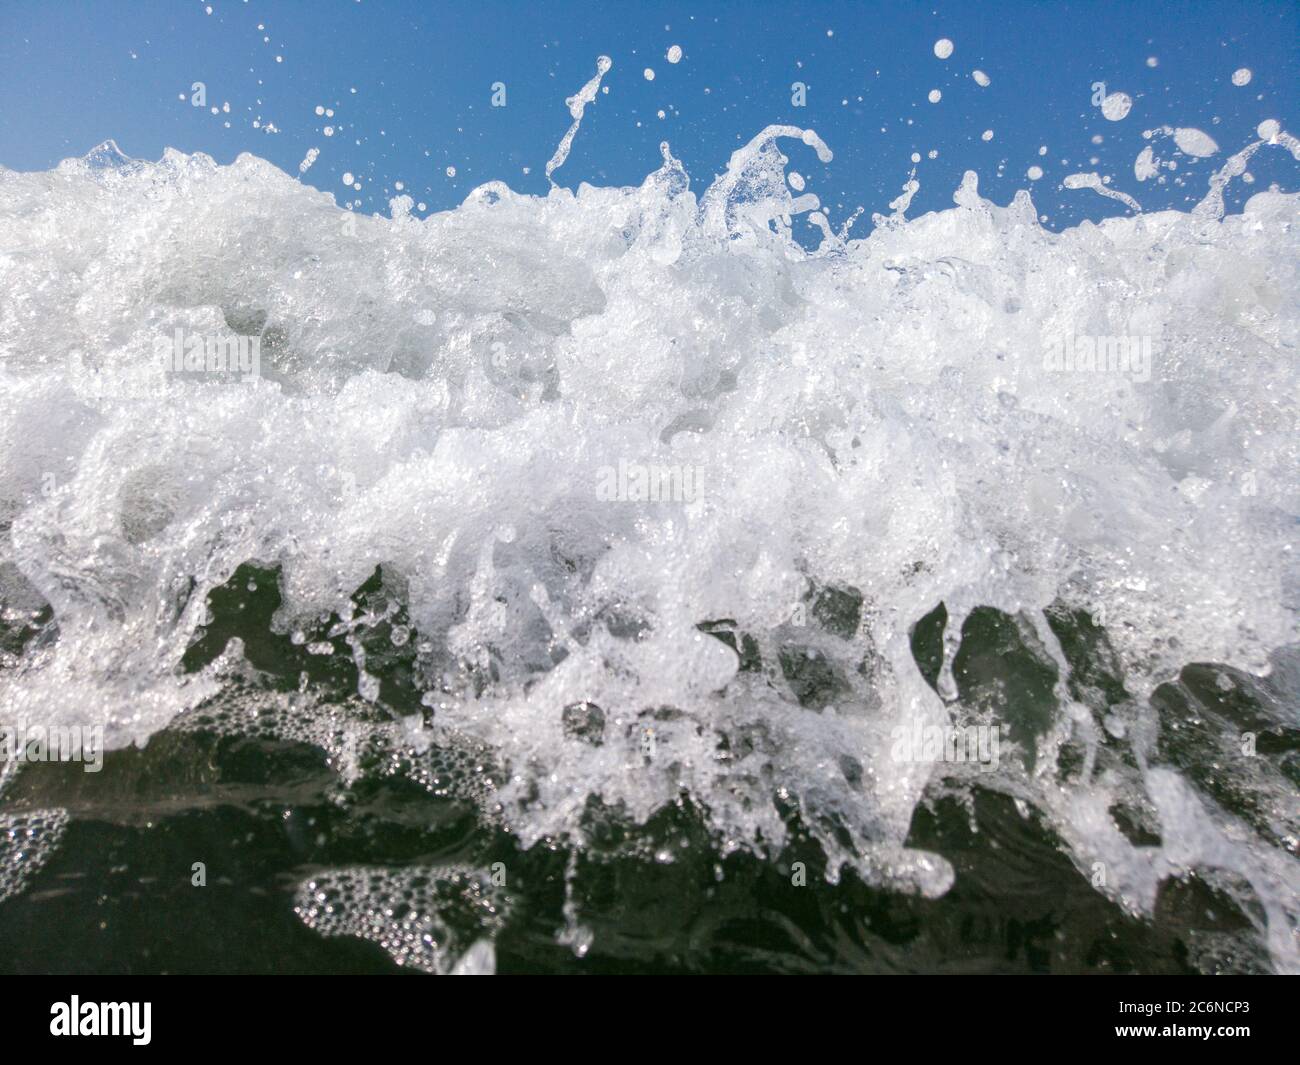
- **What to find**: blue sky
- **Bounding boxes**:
[0,0,1295,231]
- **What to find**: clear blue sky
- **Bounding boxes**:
[0,1,1295,230]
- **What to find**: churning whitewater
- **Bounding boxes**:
[0,79,1297,971]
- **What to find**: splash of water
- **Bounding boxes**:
[0,78,1297,969]
[545,55,613,183]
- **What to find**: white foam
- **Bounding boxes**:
[1134,145,1159,181]
[1,122,1298,966]
[1101,92,1132,121]
[1174,127,1219,157]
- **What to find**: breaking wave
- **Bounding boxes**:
[1,103,1297,969]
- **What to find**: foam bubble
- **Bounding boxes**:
[1174,127,1219,157]
[294,864,509,973]
[0,804,67,905]
[1134,145,1159,181]
[1101,92,1132,121]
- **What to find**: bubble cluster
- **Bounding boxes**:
[0,808,68,905]
[294,865,508,973]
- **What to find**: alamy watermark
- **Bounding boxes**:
[596,459,703,503]
[1043,333,1154,382]
[1,721,104,773]
[50,997,150,1045]
[154,327,261,383]
[890,721,1004,770]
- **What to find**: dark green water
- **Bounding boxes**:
[0,565,1294,974]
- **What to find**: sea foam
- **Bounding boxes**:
[0,112,1297,968]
